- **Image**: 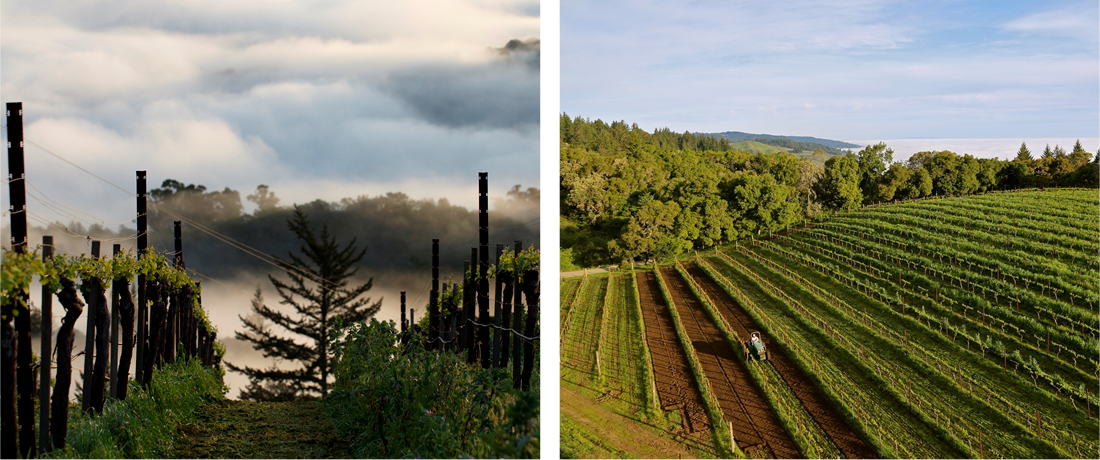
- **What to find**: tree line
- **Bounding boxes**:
[18,182,539,278]
[560,114,1098,268]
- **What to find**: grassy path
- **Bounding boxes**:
[174,400,350,458]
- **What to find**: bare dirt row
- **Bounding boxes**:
[635,271,712,437]
[658,266,800,458]
[684,261,878,459]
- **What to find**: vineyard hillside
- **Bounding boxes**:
[561,188,1100,459]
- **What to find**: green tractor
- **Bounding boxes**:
[743,331,768,361]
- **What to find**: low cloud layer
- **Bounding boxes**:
[2,0,539,222]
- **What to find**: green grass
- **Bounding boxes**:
[767,232,1098,457]
[702,253,953,458]
[597,273,648,412]
[727,246,1063,458]
[560,415,632,459]
[561,273,608,384]
[46,358,226,459]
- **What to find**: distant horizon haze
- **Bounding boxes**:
[844,137,1099,164]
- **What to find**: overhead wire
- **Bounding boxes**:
[17,138,541,329]
[23,137,347,295]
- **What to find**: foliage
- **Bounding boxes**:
[855,142,894,204]
[46,358,226,459]
[148,179,243,232]
[1015,142,1034,162]
[229,206,382,400]
[327,319,539,458]
[817,154,861,211]
[0,244,211,333]
[560,113,1094,269]
[492,244,541,282]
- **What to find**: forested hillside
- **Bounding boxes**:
[11,182,540,278]
[560,114,1098,269]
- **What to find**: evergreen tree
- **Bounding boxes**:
[1014,142,1033,161]
[1072,139,1086,155]
[1042,144,1054,159]
[228,206,381,400]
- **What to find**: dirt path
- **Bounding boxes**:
[659,266,800,459]
[635,271,713,441]
[686,261,878,459]
[175,399,350,459]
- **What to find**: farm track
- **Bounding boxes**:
[599,274,646,412]
[562,276,606,382]
[176,400,348,458]
[658,266,800,458]
[683,262,877,459]
[635,271,712,437]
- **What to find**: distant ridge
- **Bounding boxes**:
[700,131,861,149]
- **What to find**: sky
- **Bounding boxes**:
[561,0,1099,141]
[1,0,542,401]
[1,0,540,224]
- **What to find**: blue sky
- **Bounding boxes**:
[562,0,1099,140]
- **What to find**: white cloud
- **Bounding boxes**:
[1,0,539,226]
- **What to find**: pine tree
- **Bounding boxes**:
[1014,142,1033,161]
[1072,139,1086,155]
[228,206,381,400]
[1042,144,1053,159]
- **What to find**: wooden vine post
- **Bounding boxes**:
[82,241,101,414]
[109,245,121,399]
[519,268,539,391]
[52,274,85,450]
[459,261,470,352]
[115,251,136,401]
[400,291,407,335]
[466,248,477,364]
[161,222,182,364]
[448,284,460,352]
[88,241,112,414]
[511,243,525,382]
[429,239,439,350]
[38,237,54,454]
[4,101,34,459]
[498,240,520,368]
[492,244,504,364]
[135,170,148,385]
[477,172,490,368]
